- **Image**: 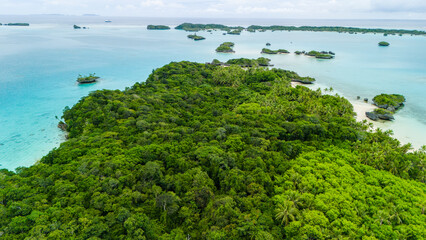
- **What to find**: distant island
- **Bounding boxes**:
[73,25,87,29]
[304,50,335,59]
[216,42,235,53]
[175,23,243,32]
[5,23,30,26]
[246,25,426,36]
[173,23,426,36]
[147,25,170,30]
[227,29,242,35]
[261,48,289,54]
[77,73,99,84]
[378,41,390,46]
[366,94,406,121]
[187,34,206,41]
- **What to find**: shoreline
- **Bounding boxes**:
[295,82,424,150]
[350,99,377,122]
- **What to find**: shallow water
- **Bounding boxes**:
[0,16,425,170]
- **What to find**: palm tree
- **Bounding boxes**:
[275,200,298,226]
[389,205,404,225]
[375,210,390,226]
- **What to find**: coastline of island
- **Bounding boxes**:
[169,22,426,36]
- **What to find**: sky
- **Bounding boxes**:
[1,0,426,19]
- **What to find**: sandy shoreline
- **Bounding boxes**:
[350,100,377,122]
[290,81,303,88]
[291,82,424,149]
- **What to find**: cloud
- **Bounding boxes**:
[0,0,425,19]
[371,0,426,13]
[140,0,164,7]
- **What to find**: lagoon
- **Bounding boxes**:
[0,16,425,170]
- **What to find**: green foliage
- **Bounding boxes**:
[216,42,235,53]
[373,108,393,115]
[175,23,243,32]
[247,25,426,35]
[227,29,242,35]
[147,25,170,30]
[6,23,30,26]
[306,51,334,59]
[225,57,271,67]
[187,34,205,40]
[77,73,99,83]
[378,41,390,46]
[373,94,405,108]
[261,48,289,54]
[0,61,424,239]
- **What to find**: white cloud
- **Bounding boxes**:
[0,0,424,19]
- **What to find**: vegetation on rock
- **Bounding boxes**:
[77,73,100,84]
[187,34,205,41]
[227,29,242,35]
[378,41,390,46]
[6,23,30,26]
[216,42,235,53]
[261,48,290,54]
[305,51,334,59]
[175,23,243,32]
[373,94,405,110]
[246,25,426,35]
[147,25,171,30]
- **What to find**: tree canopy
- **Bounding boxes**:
[0,61,424,239]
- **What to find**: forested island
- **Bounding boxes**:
[378,41,390,46]
[305,50,335,59]
[0,60,424,239]
[2,23,30,26]
[175,23,244,32]
[216,42,235,53]
[76,73,99,84]
[366,94,405,121]
[172,23,426,35]
[227,29,242,35]
[246,25,426,35]
[73,25,87,29]
[261,48,290,54]
[147,25,170,30]
[187,34,205,41]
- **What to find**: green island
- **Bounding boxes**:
[147,25,171,30]
[0,61,425,239]
[378,41,390,46]
[261,48,290,54]
[366,94,406,121]
[227,29,242,35]
[76,73,100,84]
[246,25,426,35]
[305,50,334,59]
[211,57,272,67]
[175,23,244,32]
[187,34,205,41]
[373,94,405,109]
[216,42,235,53]
[174,23,426,35]
[6,23,30,26]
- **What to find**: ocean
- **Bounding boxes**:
[0,15,425,170]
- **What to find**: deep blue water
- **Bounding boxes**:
[0,16,425,170]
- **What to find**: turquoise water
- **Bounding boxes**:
[1,17,425,170]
